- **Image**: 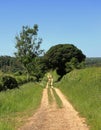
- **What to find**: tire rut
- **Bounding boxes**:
[54,88,89,130]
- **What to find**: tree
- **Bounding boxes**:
[0,56,24,73]
[44,44,86,78]
[15,24,43,80]
[32,57,47,81]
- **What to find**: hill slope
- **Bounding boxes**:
[57,67,101,130]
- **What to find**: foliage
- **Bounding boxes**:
[0,72,35,92]
[32,57,48,81]
[44,44,86,78]
[2,76,18,90]
[0,82,3,91]
[0,56,24,73]
[15,24,43,79]
[40,73,48,87]
[85,57,101,67]
[57,67,101,130]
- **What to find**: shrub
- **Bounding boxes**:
[0,82,3,91]
[14,71,23,76]
[2,76,18,90]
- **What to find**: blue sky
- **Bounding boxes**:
[0,0,101,57]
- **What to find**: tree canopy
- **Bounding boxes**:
[15,24,43,79]
[44,44,86,78]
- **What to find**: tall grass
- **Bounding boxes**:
[57,67,101,130]
[0,82,43,130]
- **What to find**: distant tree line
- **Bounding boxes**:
[85,57,101,67]
[0,56,24,73]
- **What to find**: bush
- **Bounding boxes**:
[14,71,23,76]
[2,76,18,90]
[0,82,3,91]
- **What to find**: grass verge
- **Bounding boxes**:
[52,88,63,108]
[47,88,54,104]
[57,67,101,130]
[0,82,43,130]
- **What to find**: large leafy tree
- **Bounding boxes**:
[44,44,86,78]
[15,24,43,79]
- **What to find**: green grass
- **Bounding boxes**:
[40,74,48,88]
[0,82,43,130]
[57,67,101,130]
[52,88,63,108]
[47,88,54,104]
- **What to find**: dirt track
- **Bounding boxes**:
[18,86,89,130]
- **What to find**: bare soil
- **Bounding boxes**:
[18,86,89,130]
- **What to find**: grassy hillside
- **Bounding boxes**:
[57,67,101,130]
[0,82,43,130]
